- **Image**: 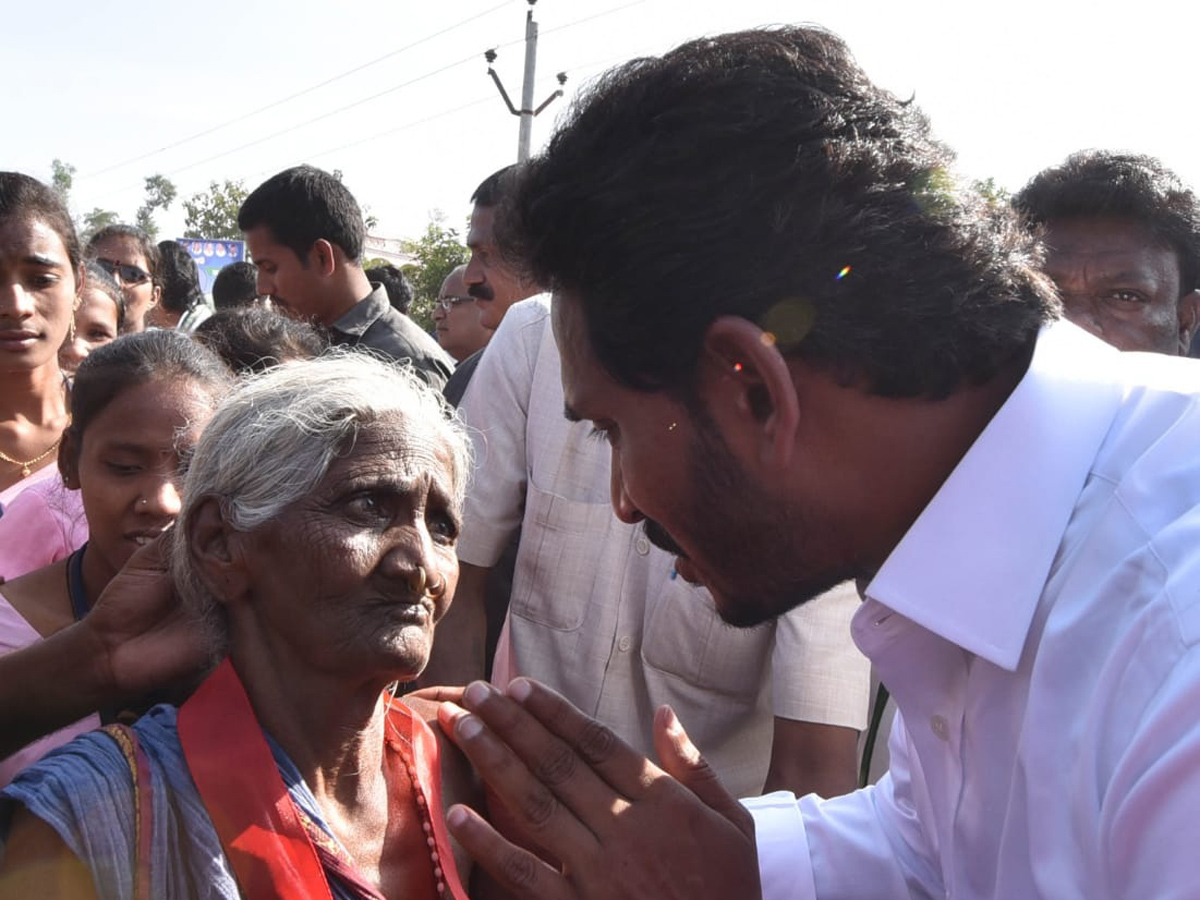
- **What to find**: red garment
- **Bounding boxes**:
[177,660,469,900]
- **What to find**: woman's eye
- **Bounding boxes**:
[104,462,140,476]
[86,329,115,341]
[426,508,459,544]
[346,493,390,522]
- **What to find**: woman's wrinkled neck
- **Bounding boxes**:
[226,635,396,808]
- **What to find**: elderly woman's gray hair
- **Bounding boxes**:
[172,351,471,646]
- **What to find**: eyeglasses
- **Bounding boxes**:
[95,257,151,286]
[436,295,475,312]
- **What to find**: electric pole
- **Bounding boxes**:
[485,0,566,162]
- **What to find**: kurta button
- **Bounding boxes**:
[618,635,632,652]
[635,536,650,555]
[930,715,949,740]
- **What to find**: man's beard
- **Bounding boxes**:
[677,406,855,628]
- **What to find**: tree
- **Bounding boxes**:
[81,207,120,242]
[973,177,1011,209]
[135,174,177,239]
[182,179,249,240]
[50,159,75,206]
[401,212,469,331]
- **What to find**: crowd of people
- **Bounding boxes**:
[1,21,1199,900]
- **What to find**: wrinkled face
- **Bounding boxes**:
[553,295,846,628]
[90,234,158,333]
[433,268,491,362]
[464,205,533,330]
[59,286,119,374]
[244,226,325,324]
[0,216,77,374]
[233,415,462,681]
[67,377,217,590]
[1042,216,1199,355]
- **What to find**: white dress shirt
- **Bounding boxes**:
[457,298,871,797]
[745,320,1200,898]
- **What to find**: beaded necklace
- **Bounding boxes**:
[386,708,448,897]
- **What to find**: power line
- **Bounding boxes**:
[78,0,512,181]
[88,0,647,205]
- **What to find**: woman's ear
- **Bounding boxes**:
[698,316,801,470]
[59,429,81,490]
[187,497,251,607]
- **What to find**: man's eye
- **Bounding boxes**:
[587,424,617,446]
[1108,290,1147,304]
[87,329,115,341]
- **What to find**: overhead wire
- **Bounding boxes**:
[86,0,647,207]
[78,0,513,180]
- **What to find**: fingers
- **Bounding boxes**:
[438,694,600,856]
[444,804,569,900]
[405,684,466,705]
[653,706,754,837]
[491,678,667,799]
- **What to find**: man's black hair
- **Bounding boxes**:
[499,27,1059,400]
[212,261,260,310]
[471,165,517,208]
[237,165,365,263]
[156,240,205,314]
[1013,150,1200,294]
[364,263,414,314]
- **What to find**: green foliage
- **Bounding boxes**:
[135,174,177,239]
[81,207,120,242]
[50,159,75,204]
[401,212,469,331]
[182,179,249,240]
[973,177,1011,208]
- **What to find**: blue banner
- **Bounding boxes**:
[177,238,246,295]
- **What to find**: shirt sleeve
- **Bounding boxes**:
[744,711,946,900]
[455,299,549,568]
[0,485,78,582]
[1101,644,1200,898]
[770,582,872,729]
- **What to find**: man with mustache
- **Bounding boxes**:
[442,167,544,405]
[424,287,870,800]
[435,26,1200,900]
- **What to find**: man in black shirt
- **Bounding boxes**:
[239,166,452,389]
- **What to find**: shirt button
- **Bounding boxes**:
[617,635,632,652]
[635,536,650,556]
[930,715,949,740]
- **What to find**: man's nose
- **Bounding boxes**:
[610,454,644,524]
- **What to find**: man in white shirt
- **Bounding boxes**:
[438,296,869,798]
[433,25,1200,900]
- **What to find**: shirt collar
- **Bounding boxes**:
[863,320,1125,671]
[330,283,389,337]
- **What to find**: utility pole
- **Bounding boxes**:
[485,0,566,162]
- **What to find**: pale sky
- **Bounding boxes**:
[5,0,1196,244]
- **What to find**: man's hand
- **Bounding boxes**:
[437,678,762,900]
[82,534,212,700]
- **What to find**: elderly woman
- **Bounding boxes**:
[0,353,475,900]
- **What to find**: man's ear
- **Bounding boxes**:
[1177,289,1199,355]
[310,239,337,278]
[187,497,252,608]
[697,316,800,470]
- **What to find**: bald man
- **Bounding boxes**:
[434,265,492,365]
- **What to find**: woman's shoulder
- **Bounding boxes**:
[0,477,86,581]
[0,562,72,643]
